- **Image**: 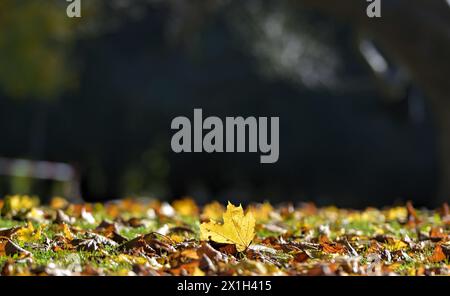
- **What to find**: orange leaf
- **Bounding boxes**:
[429,244,447,263]
[319,235,345,254]
[429,227,447,242]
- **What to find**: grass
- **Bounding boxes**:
[0,197,449,275]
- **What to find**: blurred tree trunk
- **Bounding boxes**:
[298,0,450,204]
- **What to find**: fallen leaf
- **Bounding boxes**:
[81,208,96,224]
[218,243,238,256]
[201,201,225,221]
[246,202,273,222]
[121,232,175,255]
[0,240,5,256]
[55,209,75,224]
[390,239,408,251]
[172,198,199,216]
[5,239,32,257]
[200,202,255,252]
[319,235,345,254]
[292,251,310,263]
[429,227,447,242]
[73,233,118,252]
[0,226,21,239]
[385,207,407,221]
[199,254,217,273]
[62,223,74,240]
[181,249,199,260]
[429,244,447,263]
[197,242,226,262]
[50,197,69,210]
[169,261,199,276]
[95,220,127,244]
[14,221,42,242]
[193,267,205,276]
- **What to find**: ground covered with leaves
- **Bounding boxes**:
[0,195,449,276]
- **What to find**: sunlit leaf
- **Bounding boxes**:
[200,202,255,252]
[14,221,42,242]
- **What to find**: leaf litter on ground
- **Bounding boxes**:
[0,195,449,276]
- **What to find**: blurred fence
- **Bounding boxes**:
[0,157,80,201]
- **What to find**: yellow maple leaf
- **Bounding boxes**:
[200,202,255,252]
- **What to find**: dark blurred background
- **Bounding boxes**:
[0,0,449,208]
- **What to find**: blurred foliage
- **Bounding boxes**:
[0,0,77,99]
[0,0,342,99]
